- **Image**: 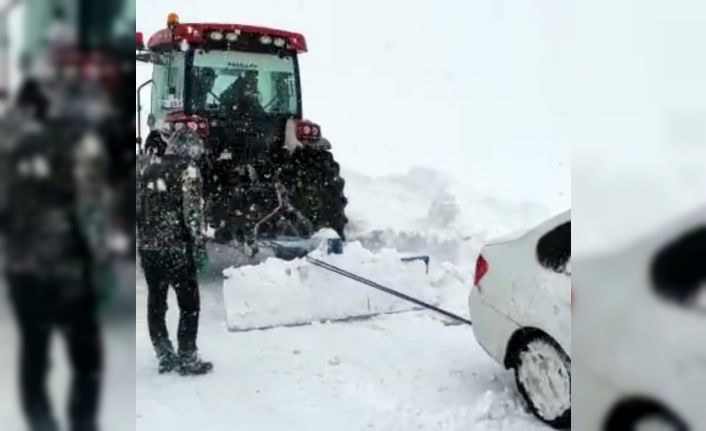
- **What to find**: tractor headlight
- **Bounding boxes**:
[274,37,286,48]
[260,35,273,45]
[225,32,239,42]
[210,31,224,41]
[303,125,312,135]
[311,126,320,137]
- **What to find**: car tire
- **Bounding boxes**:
[604,400,688,431]
[514,335,571,429]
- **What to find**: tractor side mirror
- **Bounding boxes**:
[147,114,156,130]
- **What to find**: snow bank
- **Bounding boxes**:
[222,242,467,331]
[344,167,553,260]
[219,166,554,332]
[345,167,552,241]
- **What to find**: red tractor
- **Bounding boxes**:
[136,14,347,247]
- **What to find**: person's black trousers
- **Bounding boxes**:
[7,272,103,431]
[139,249,201,357]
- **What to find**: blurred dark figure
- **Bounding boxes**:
[137,128,213,376]
[1,0,134,430]
[4,77,110,431]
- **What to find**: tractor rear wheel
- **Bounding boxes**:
[277,147,348,240]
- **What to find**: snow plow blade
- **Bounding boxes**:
[222,242,439,332]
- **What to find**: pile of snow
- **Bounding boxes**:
[344,167,555,264]
[223,241,468,331]
[218,166,559,332]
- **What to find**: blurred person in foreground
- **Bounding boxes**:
[137,128,213,376]
[2,65,112,431]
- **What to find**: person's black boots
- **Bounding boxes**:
[177,352,213,376]
[69,418,99,431]
[157,350,179,374]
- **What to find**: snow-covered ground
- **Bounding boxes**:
[136,168,559,431]
[137,272,549,431]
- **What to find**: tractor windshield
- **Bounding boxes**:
[189,50,300,117]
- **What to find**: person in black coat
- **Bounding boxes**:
[4,81,109,431]
[137,128,213,376]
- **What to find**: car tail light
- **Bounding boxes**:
[474,254,489,287]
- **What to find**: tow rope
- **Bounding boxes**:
[306,256,473,326]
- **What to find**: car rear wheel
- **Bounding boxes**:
[633,416,686,431]
[514,336,571,429]
[604,400,687,431]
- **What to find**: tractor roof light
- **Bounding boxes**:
[136,32,145,50]
[167,13,180,28]
[147,22,308,52]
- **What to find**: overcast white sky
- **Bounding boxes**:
[137,0,705,219]
[568,0,706,251]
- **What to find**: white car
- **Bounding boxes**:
[573,209,705,431]
[469,210,571,429]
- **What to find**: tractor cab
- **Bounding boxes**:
[136,14,323,159]
[136,14,347,246]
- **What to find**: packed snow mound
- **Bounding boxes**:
[222,241,468,331]
[218,166,555,332]
[343,167,554,263]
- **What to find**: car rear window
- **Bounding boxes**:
[651,226,706,312]
[536,221,571,273]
